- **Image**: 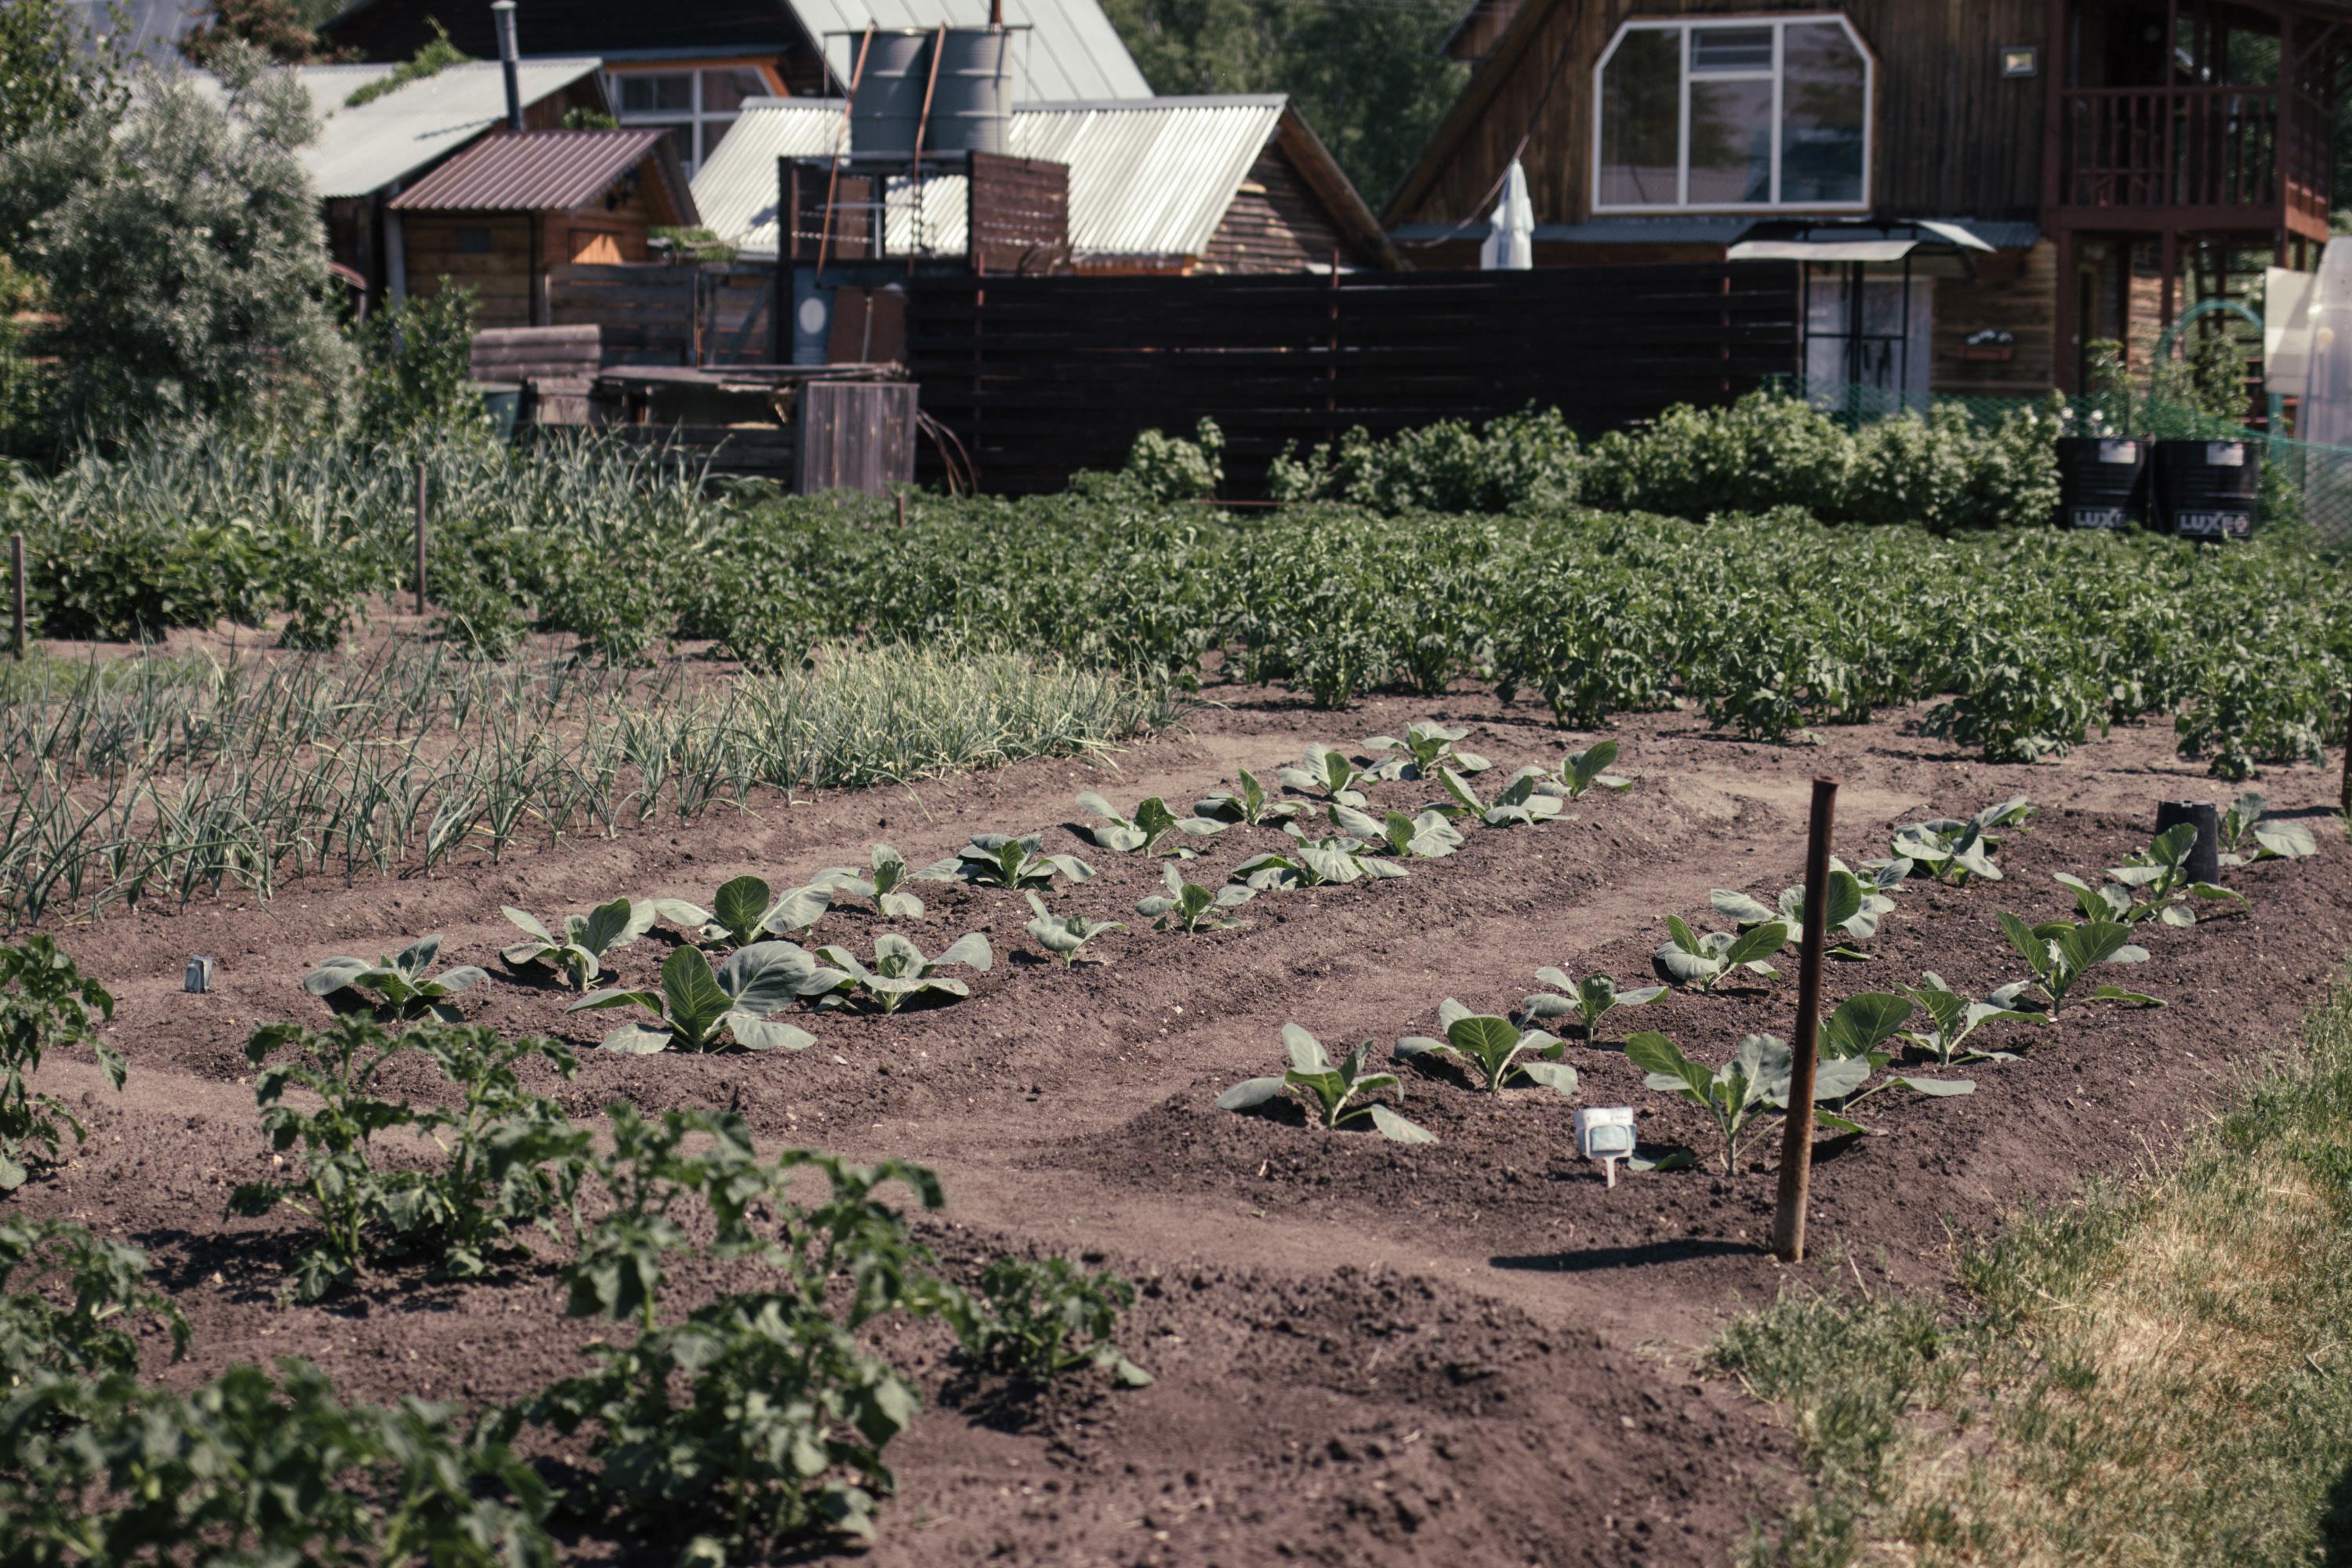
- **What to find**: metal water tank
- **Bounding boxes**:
[847,31,930,162]
[930,27,1011,155]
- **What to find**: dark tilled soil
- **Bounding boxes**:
[16,677,2351,1567]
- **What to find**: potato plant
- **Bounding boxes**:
[1436,765,1562,828]
[1899,971,2042,1065]
[1277,744,1371,807]
[1549,739,1634,799]
[1023,891,1120,965]
[0,1218,187,1381]
[818,844,932,920]
[815,933,993,1014]
[500,896,656,989]
[0,936,123,1192]
[1995,913,2160,1016]
[1396,1000,1575,1097]
[302,934,487,1024]
[1135,864,1254,932]
[947,1255,1153,1386]
[1362,720,1489,781]
[1520,967,1665,1041]
[655,874,832,948]
[929,833,1096,889]
[1194,768,1304,827]
[2219,790,2319,865]
[1220,1024,1434,1142]
[1075,791,1226,856]
[1654,915,1786,992]
[2056,822,2248,927]
[571,943,831,1053]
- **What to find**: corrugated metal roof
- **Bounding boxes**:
[187,58,606,199]
[390,128,694,220]
[797,0,1149,103]
[698,94,1288,261]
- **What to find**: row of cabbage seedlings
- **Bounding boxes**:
[1219,787,2321,1174]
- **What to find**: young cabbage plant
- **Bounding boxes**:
[1898,971,2042,1065]
[1379,808,1465,860]
[1519,968,1666,1041]
[569,942,832,1054]
[1074,792,1227,857]
[303,935,488,1024]
[499,898,657,990]
[1276,744,1371,808]
[1711,859,1895,959]
[1802,992,1974,1131]
[2056,823,2249,927]
[815,933,993,1014]
[927,833,1097,890]
[1551,740,1634,799]
[1194,768,1304,828]
[1235,828,1408,890]
[1653,915,1786,993]
[1361,720,1490,782]
[1396,999,1575,1097]
[1218,1025,1434,1143]
[654,875,831,949]
[1436,765,1562,829]
[817,844,934,921]
[1996,912,2161,1017]
[1886,797,2034,885]
[1134,864,1254,932]
[2219,790,2319,865]
[1023,892,1121,966]
[1624,1030,1787,1174]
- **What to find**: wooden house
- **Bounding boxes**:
[387,128,699,328]
[1386,0,2350,401]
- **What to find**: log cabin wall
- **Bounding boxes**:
[1200,144,1350,274]
[1392,0,2050,231]
[405,214,536,327]
[1929,241,2060,396]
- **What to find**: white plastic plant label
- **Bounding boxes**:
[1574,1106,1637,1187]
[2206,442,2246,466]
[2098,439,2139,463]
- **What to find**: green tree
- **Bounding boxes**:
[1100,0,1466,212]
[0,42,355,436]
[180,0,354,67]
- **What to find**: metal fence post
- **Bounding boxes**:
[412,463,428,616]
[1772,776,1840,1263]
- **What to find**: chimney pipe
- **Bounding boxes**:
[492,0,523,132]
[989,0,1002,24]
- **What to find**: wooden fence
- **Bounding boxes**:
[906,262,1804,494]
[548,262,776,366]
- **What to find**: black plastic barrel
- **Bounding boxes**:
[2054,436,2147,530]
[2154,438,2259,541]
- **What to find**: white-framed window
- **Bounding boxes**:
[608,65,771,176]
[1592,14,1872,213]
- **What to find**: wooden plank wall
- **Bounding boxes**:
[701,264,777,365]
[797,382,919,494]
[1200,144,1347,274]
[909,262,1802,495]
[405,215,535,328]
[1929,241,2060,397]
[968,153,1073,275]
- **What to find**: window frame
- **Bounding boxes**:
[607,64,776,176]
[1590,13,1875,216]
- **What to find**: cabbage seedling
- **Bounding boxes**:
[927,834,1096,889]
[654,875,832,949]
[2056,823,2249,927]
[1888,796,2034,885]
[1194,769,1303,827]
[1653,915,1785,993]
[1711,859,1893,957]
[1624,1030,1788,1174]
[1552,740,1633,799]
[1995,913,2161,1016]
[1798,992,1973,1130]
[1899,971,2042,1065]
[570,943,832,1054]
[1362,720,1490,781]
[1135,865,1254,932]
[1379,809,1464,860]
[1236,828,1408,890]
[2220,790,2318,865]
[500,898,657,990]
[1396,999,1575,1097]
[1024,891,1121,965]
[1276,744,1370,808]
[817,845,933,920]
[1219,1025,1434,1143]
[1435,766,1562,828]
[1074,792,1227,857]
[1520,968,1664,1040]
[815,933,993,1014]
[303,935,488,1024]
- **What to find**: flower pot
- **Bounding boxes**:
[2153,438,2258,541]
[2053,436,2147,530]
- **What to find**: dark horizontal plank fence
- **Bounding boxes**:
[908,263,1803,495]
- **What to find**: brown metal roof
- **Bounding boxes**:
[389,129,696,221]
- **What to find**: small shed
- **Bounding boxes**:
[389,128,699,328]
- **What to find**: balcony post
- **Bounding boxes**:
[2041,0,2069,212]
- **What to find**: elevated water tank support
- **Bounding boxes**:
[837,26,1020,162]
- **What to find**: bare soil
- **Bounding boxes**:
[16,677,2352,1567]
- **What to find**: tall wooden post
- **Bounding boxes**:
[412,463,429,616]
[1771,777,1840,1264]
[9,532,23,662]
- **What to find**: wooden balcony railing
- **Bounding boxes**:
[2056,83,2330,220]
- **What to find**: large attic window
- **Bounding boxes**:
[1593,14,1871,212]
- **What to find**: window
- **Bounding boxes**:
[1593,15,1871,212]
[608,65,773,175]
[456,226,492,253]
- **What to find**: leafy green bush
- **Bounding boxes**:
[948,1255,1152,1386]
[0,1218,186,1380]
[1269,407,1579,514]
[352,285,490,445]
[0,935,121,1191]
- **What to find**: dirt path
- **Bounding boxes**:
[19,683,2351,1566]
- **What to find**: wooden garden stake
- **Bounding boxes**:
[2341,692,2351,820]
[1771,776,1839,1263]
[9,532,23,662]
[412,462,429,616]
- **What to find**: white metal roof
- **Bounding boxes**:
[696,94,1290,262]
[795,0,1149,103]
[188,58,606,199]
